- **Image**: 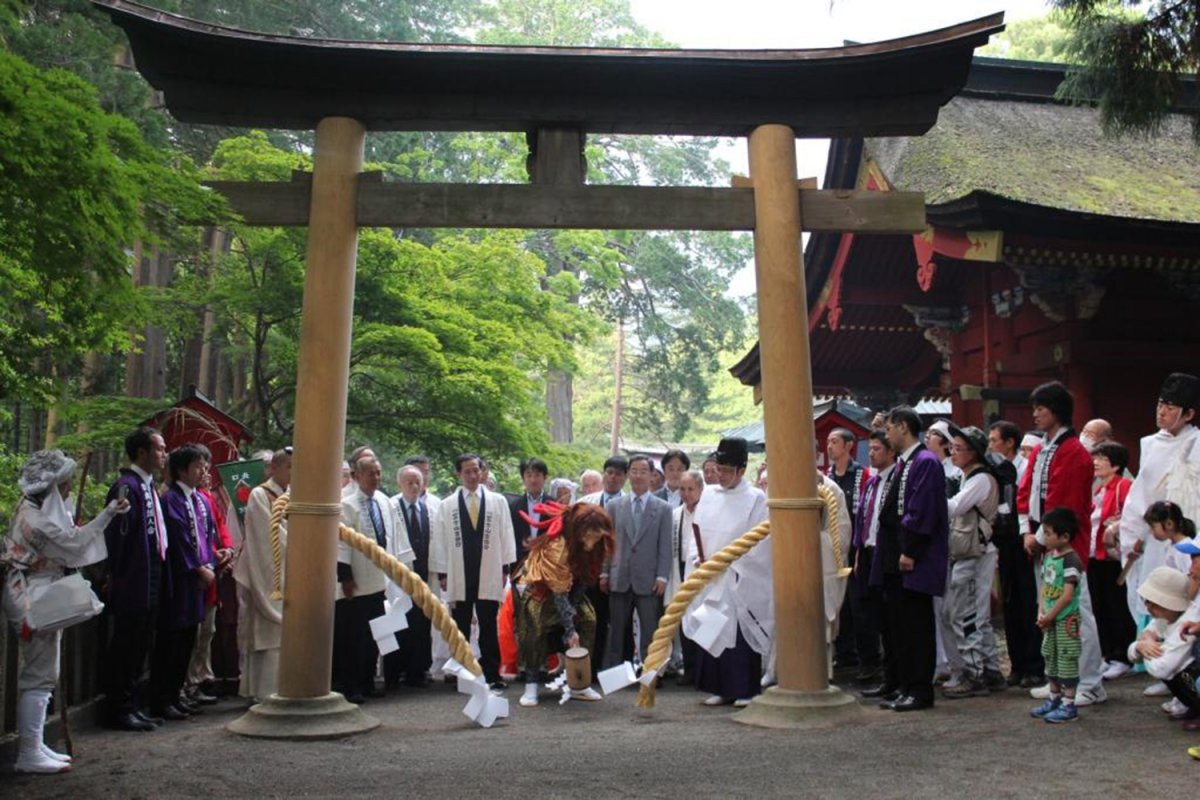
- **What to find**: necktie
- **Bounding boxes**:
[468,491,479,527]
[408,501,422,549]
[183,491,198,549]
[859,481,879,548]
[368,498,386,546]
[194,493,213,561]
[149,481,167,560]
[633,496,644,530]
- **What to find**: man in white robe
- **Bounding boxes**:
[233,447,291,702]
[670,471,704,681]
[684,438,769,706]
[723,470,851,688]
[430,453,516,690]
[1120,373,1200,624]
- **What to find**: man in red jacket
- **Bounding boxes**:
[1017,381,1107,706]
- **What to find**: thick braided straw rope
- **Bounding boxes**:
[634,487,846,708]
[269,495,288,601]
[268,496,484,678]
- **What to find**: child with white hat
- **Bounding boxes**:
[1127,563,1200,745]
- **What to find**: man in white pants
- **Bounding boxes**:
[1017,381,1107,706]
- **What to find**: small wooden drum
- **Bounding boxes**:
[565,647,591,691]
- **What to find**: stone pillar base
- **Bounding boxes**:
[227,692,380,740]
[732,684,862,729]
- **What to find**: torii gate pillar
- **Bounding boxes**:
[733,125,860,728]
[229,117,379,739]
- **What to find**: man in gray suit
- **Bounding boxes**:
[600,455,673,668]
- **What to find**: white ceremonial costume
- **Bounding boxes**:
[682,478,769,654]
[4,451,121,774]
[1119,424,1200,619]
[714,474,850,661]
[339,487,414,599]
[430,487,517,603]
[4,492,116,690]
[233,478,287,701]
[671,502,699,601]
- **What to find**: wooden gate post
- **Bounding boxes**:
[734,124,859,728]
[229,117,378,739]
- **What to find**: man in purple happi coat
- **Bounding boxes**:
[103,426,170,732]
[152,444,217,720]
[865,406,949,712]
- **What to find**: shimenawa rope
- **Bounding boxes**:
[634,485,846,708]
[268,495,484,678]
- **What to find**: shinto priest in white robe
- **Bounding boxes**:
[1119,422,1200,619]
[683,474,851,659]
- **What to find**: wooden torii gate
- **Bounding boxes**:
[95,0,1002,735]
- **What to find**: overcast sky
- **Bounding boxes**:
[621,0,1055,295]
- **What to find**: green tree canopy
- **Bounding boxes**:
[0,48,220,403]
[1052,0,1199,141]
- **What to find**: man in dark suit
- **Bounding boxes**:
[391,465,434,687]
[600,455,673,668]
[508,457,549,571]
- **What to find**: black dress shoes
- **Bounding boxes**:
[188,689,219,705]
[160,705,190,721]
[366,687,386,699]
[135,710,164,726]
[854,665,883,684]
[345,693,366,704]
[861,684,898,699]
[111,713,156,732]
[891,695,933,712]
[176,698,203,715]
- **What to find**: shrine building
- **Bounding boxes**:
[732,55,1200,467]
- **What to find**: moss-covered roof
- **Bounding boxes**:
[869,96,1200,223]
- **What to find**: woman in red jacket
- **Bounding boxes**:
[1090,441,1137,680]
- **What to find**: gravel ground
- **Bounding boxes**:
[2,672,1197,799]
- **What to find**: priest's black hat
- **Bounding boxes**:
[1160,373,1200,410]
[715,437,749,468]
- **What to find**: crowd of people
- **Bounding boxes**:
[5,370,1200,772]
[835,373,1200,742]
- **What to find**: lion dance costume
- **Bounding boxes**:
[516,502,615,706]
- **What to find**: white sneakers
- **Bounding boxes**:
[703,694,730,706]
[733,698,753,708]
[14,690,70,775]
[569,687,602,701]
[1163,697,1189,716]
[1144,681,1171,697]
[1102,661,1133,681]
[519,683,539,707]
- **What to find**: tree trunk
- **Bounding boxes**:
[124,243,169,400]
[546,368,573,443]
[197,227,228,397]
[609,321,625,456]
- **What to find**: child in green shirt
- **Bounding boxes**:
[1031,507,1084,723]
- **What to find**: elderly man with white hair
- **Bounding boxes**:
[4,450,128,773]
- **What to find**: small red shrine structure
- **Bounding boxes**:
[140,385,254,465]
[733,56,1200,468]
[724,397,874,469]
